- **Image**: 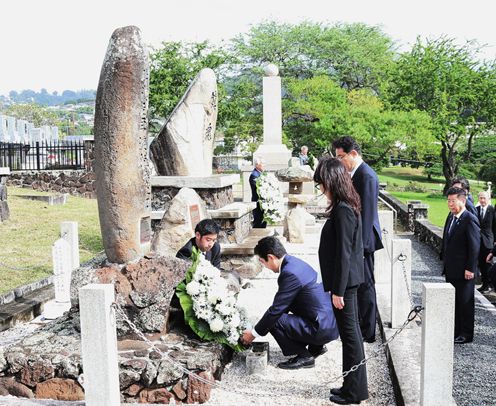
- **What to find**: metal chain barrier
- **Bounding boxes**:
[112,301,423,393]
[381,228,393,262]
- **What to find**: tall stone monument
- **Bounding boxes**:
[93,26,151,264]
[150,68,218,177]
[253,64,291,167]
[242,64,291,201]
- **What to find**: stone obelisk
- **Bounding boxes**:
[253,64,291,168]
[94,26,151,264]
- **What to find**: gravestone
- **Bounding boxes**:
[150,187,207,257]
[150,68,218,177]
[93,25,151,264]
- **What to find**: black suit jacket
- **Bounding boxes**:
[351,162,383,254]
[318,201,364,296]
[477,205,496,250]
[249,168,262,202]
[465,198,478,220]
[441,210,480,279]
[254,255,336,339]
[176,238,222,269]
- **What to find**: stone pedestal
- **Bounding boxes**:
[151,174,239,211]
[0,167,10,222]
[408,202,429,231]
[208,202,256,244]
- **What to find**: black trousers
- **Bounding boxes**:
[357,253,377,341]
[446,277,475,340]
[252,202,267,229]
[333,287,368,402]
[478,245,492,286]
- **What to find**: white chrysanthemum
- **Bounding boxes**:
[186,281,201,296]
[229,313,241,328]
[209,318,224,332]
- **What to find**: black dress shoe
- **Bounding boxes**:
[478,285,493,294]
[454,336,473,344]
[277,354,315,369]
[330,387,343,396]
[329,393,361,404]
[308,344,328,358]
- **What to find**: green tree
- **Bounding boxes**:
[386,37,496,190]
[148,41,230,125]
[284,76,434,169]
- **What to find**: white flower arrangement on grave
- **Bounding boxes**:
[256,172,286,224]
[175,248,249,352]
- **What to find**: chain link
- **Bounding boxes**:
[113,301,423,392]
[381,228,393,262]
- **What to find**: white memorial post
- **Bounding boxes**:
[79,284,120,406]
[243,64,291,201]
[390,239,412,328]
[375,210,394,285]
[44,238,72,319]
[420,283,456,406]
[61,221,80,271]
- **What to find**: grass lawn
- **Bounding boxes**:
[379,167,489,227]
[0,187,102,294]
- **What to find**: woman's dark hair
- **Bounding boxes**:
[313,155,361,216]
[195,219,220,236]
[254,236,287,261]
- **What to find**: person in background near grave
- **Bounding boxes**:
[249,157,267,228]
[240,236,339,370]
[176,219,222,269]
[314,156,368,405]
[332,136,383,344]
[299,145,309,166]
[476,191,496,293]
[440,187,480,344]
[451,176,478,218]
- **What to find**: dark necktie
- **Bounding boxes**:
[448,216,457,235]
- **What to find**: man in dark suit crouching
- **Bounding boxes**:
[241,236,339,369]
[440,187,480,344]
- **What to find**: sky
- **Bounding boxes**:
[1,0,495,96]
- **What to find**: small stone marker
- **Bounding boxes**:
[420,283,456,406]
[52,238,72,303]
[79,284,120,406]
[246,350,267,375]
[61,221,80,271]
[390,239,412,328]
[375,210,394,285]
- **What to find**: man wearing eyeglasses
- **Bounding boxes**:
[331,136,383,344]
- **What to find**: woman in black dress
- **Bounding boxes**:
[314,156,368,405]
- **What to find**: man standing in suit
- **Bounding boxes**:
[332,136,383,343]
[241,236,339,369]
[249,158,267,228]
[476,191,496,293]
[176,219,222,269]
[440,187,480,344]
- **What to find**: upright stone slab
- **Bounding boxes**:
[79,284,120,406]
[0,167,10,222]
[420,283,456,406]
[94,26,151,264]
[52,238,72,304]
[150,68,218,177]
[61,222,80,271]
[375,210,394,285]
[150,187,207,257]
[390,239,412,328]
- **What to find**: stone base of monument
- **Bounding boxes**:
[208,202,256,244]
[0,254,233,403]
[151,174,240,210]
[0,309,231,403]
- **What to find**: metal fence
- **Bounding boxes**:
[0,141,86,171]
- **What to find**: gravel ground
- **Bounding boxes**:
[398,232,496,406]
[207,234,397,406]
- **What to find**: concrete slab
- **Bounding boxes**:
[151,174,240,188]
